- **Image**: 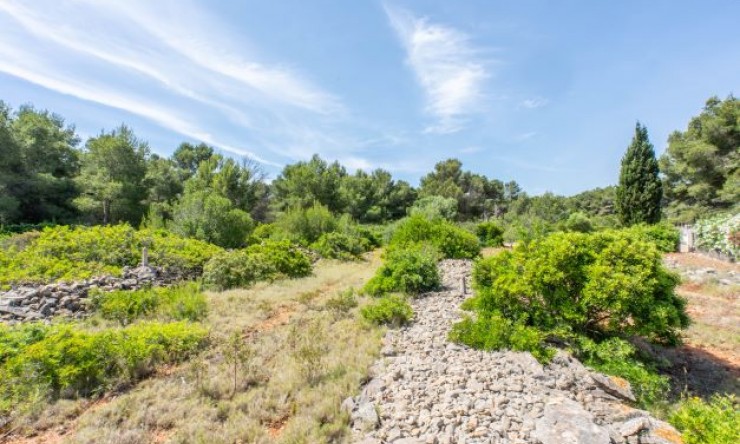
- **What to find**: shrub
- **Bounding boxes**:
[324,288,358,314]
[576,337,669,408]
[272,203,338,245]
[311,232,367,260]
[390,215,480,259]
[170,190,254,248]
[92,283,208,326]
[0,321,208,412]
[619,222,680,253]
[363,243,440,296]
[408,195,458,221]
[360,295,413,326]
[475,221,504,246]
[670,395,739,444]
[563,212,594,233]
[449,311,554,363]
[0,225,223,288]
[467,231,689,345]
[203,240,312,290]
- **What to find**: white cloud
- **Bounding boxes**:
[520,97,548,109]
[384,4,489,134]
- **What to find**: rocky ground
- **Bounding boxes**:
[346,260,681,444]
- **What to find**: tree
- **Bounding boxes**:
[660,96,739,222]
[170,189,253,248]
[616,122,662,226]
[271,154,346,213]
[0,102,22,223]
[172,142,215,178]
[341,169,416,223]
[74,125,148,225]
[419,159,464,200]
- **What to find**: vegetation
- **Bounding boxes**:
[466,231,688,345]
[694,212,740,257]
[0,321,208,416]
[669,395,740,444]
[0,225,222,288]
[618,222,680,253]
[660,96,739,223]
[616,122,663,226]
[91,283,208,326]
[388,215,481,259]
[202,240,312,291]
[475,221,504,246]
[363,243,440,296]
[360,295,414,326]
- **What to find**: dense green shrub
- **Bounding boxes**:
[619,222,680,253]
[311,232,367,260]
[363,243,440,296]
[408,195,458,221]
[0,225,222,288]
[203,240,312,290]
[360,295,413,326]
[475,221,504,246]
[449,311,554,363]
[92,283,207,325]
[467,231,688,345]
[389,215,480,259]
[576,337,669,408]
[272,203,338,245]
[669,395,739,444]
[169,190,254,248]
[0,321,207,413]
[562,212,594,233]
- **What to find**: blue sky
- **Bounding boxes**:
[1,0,738,195]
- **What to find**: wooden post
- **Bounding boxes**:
[461,277,467,295]
[141,247,149,267]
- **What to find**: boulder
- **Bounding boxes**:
[592,373,636,402]
[533,397,610,444]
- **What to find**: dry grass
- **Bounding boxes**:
[6,252,384,444]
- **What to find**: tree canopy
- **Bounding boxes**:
[616,123,663,226]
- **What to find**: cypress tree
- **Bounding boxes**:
[616,122,663,226]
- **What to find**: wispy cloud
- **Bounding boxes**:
[519,97,548,109]
[0,0,348,168]
[384,4,489,134]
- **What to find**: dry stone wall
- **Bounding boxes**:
[0,265,182,323]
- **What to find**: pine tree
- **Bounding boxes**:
[616,122,663,226]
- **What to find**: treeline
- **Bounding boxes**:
[1,95,737,236]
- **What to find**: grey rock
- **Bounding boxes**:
[533,398,610,444]
[619,416,650,437]
[341,396,355,414]
[352,402,379,430]
[592,373,636,402]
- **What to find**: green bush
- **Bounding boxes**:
[169,190,254,248]
[363,243,440,296]
[311,232,367,260]
[324,288,358,314]
[0,225,223,288]
[563,212,594,233]
[475,221,504,247]
[272,203,338,245]
[619,223,680,253]
[670,395,739,444]
[0,321,207,412]
[449,311,554,363]
[360,295,413,326]
[576,337,669,408]
[390,215,480,259]
[408,195,458,221]
[92,283,208,326]
[203,240,312,290]
[694,213,739,257]
[467,231,688,345]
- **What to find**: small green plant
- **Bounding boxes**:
[288,321,328,386]
[669,395,739,444]
[363,243,440,296]
[449,312,554,363]
[92,283,207,325]
[223,332,255,398]
[576,337,669,408]
[360,295,413,327]
[475,221,504,246]
[325,288,358,314]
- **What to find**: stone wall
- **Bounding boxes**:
[0,265,183,323]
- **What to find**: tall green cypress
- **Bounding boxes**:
[616,122,663,226]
